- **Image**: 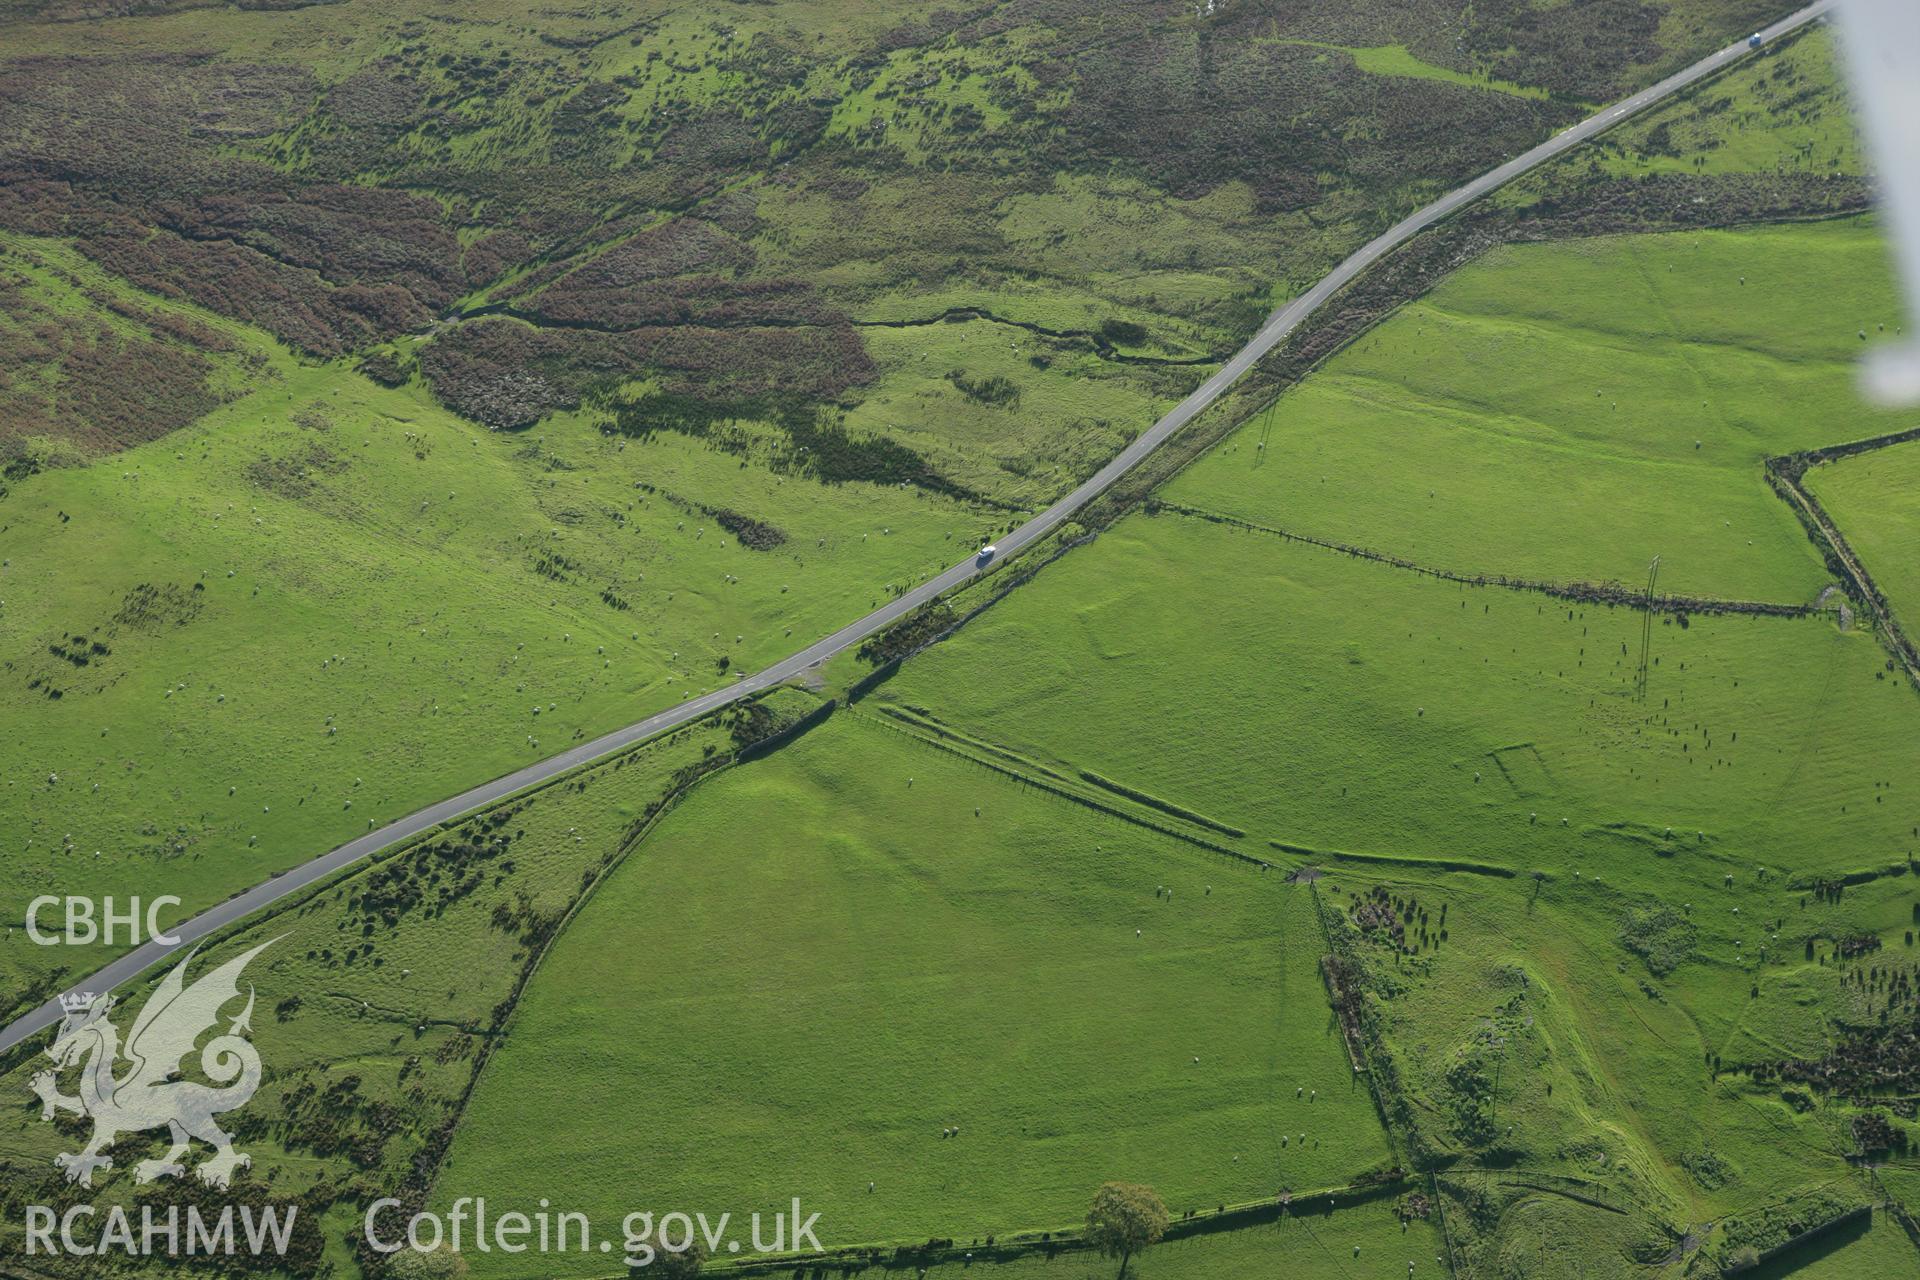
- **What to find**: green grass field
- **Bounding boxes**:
[1738,1208,1920,1280]
[820,1198,1450,1280]
[1804,437,1920,639]
[879,508,1919,887]
[0,693,790,1272]
[434,709,1391,1271]
[1166,218,1913,604]
[805,208,1920,1257]
[856,488,1920,1235]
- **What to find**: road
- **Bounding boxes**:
[0,1,1833,1057]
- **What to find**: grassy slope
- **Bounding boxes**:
[1341,858,1911,1224]
[435,709,1390,1271]
[1275,41,1557,103]
[0,235,262,453]
[0,0,1231,508]
[1165,219,1912,604]
[1804,437,1920,638]
[0,250,986,1004]
[1596,24,1864,180]
[840,317,1171,505]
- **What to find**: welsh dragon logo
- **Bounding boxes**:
[30,940,277,1189]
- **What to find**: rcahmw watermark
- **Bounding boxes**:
[366,1197,825,1268]
[24,1203,297,1257]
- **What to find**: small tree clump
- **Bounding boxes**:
[1085,1182,1168,1280]
[387,1243,470,1280]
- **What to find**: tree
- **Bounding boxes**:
[628,1230,706,1280]
[1085,1182,1168,1280]
[388,1243,469,1280]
